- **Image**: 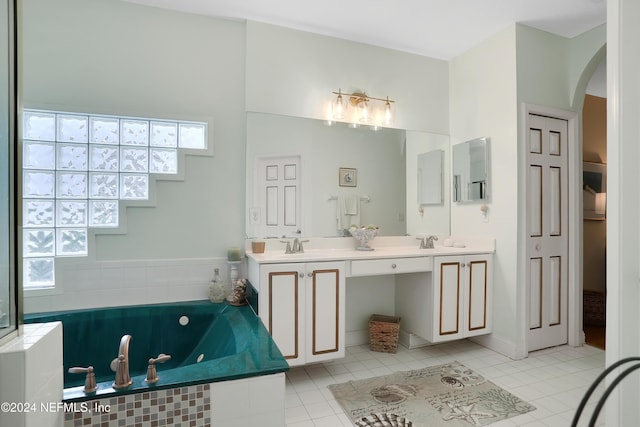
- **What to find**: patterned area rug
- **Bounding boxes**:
[328,361,535,427]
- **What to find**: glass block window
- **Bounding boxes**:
[22,109,208,289]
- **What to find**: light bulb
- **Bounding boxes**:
[384,98,392,125]
[332,90,345,120]
[358,98,369,123]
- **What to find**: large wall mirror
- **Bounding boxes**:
[245,113,450,238]
[452,137,489,202]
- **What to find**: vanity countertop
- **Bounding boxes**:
[246,236,495,264]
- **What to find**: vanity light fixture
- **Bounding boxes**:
[331,89,395,126]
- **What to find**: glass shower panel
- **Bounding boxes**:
[0,0,17,341]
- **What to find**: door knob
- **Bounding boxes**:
[535,243,541,251]
[307,273,313,277]
[391,263,397,269]
[298,273,304,278]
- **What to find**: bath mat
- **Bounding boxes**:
[328,361,535,426]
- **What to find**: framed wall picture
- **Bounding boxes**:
[583,161,606,220]
[339,167,357,187]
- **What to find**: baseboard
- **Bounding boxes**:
[346,329,369,347]
[347,329,432,350]
[470,334,526,360]
[399,329,433,349]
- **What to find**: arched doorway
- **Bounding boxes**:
[581,57,607,349]
[571,45,607,349]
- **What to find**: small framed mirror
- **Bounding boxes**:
[452,137,489,202]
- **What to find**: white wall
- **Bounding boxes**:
[606,0,640,424]
[569,25,608,109]
[449,25,520,354]
[245,21,449,134]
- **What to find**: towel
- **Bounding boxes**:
[343,195,359,215]
[336,195,360,230]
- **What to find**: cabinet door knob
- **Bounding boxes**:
[307,273,313,277]
[535,243,541,251]
[391,263,397,269]
[461,263,466,268]
[298,273,304,278]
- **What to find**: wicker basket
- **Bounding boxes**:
[369,314,401,353]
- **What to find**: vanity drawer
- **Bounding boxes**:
[349,257,433,276]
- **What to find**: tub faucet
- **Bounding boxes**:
[145,353,172,384]
[112,334,132,389]
[68,366,97,394]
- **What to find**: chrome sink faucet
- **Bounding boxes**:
[292,238,310,253]
[417,235,438,249]
[112,334,132,389]
[281,239,293,253]
[281,237,309,254]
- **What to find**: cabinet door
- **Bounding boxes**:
[464,254,492,337]
[260,263,305,366]
[306,261,345,364]
[433,256,464,341]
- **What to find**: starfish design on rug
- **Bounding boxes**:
[442,402,495,425]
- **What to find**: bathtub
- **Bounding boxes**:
[25,300,289,402]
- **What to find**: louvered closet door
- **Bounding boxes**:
[527,114,569,351]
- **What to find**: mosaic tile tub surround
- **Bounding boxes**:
[63,373,286,427]
[64,384,211,427]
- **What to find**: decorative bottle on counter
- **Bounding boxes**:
[208,268,226,303]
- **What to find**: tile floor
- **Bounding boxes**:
[285,340,606,426]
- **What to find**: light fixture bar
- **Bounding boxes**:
[331,90,395,104]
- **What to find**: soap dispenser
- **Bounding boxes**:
[208,268,226,303]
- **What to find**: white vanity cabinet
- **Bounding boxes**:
[248,236,495,364]
[396,253,492,343]
[255,261,345,367]
[429,254,492,342]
